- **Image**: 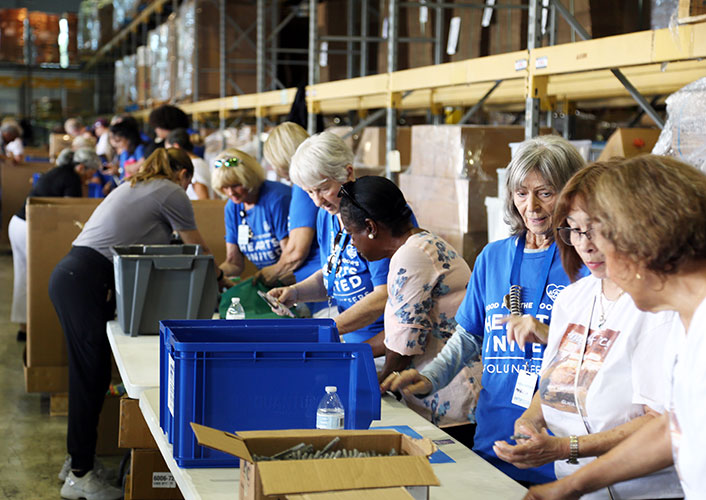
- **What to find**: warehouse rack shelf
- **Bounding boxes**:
[86,0,706,173]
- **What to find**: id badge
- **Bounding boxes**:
[237,224,250,246]
[511,370,538,408]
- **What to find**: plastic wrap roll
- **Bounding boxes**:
[652,77,706,172]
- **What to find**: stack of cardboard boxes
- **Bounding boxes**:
[400,125,534,266]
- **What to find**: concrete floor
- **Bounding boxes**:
[0,247,121,499]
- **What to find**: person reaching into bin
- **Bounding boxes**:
[338,175,481,448]
[211,148,292,279]
[268,131,416,351]
[381,136,585,486]
[49,148,227,500]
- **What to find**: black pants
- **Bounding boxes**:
[49,246,116,472]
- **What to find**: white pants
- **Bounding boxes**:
[8,215,27,324]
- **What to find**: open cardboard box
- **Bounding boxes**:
[191,424,440,500]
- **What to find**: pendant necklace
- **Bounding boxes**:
[597,280,624,329]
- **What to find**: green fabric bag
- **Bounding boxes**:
[218,277,298,319]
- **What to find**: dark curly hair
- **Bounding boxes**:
[339,176,413,237]
[148,105,189,131]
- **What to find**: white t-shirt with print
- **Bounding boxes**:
[670,297,706,498]
[540,275,683,499]
[185,156,214,200]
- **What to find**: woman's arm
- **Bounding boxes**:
[220,242,245,277]
[269,269,327,306]
[254,227,315,286]
[378,348,413,383]
[333,284,387,335]
[494,405,661,469]
[524,413,673,500]
[191,182,210,200]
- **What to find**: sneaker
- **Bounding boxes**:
[60,471,122,500]
[58,456,110,482]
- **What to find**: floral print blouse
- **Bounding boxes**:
[384,231,482,427]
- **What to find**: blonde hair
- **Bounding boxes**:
[504,136,586,235]
[130,148,193,186]
[211,148,265,195]
[590,154,706,275]
[263,122,309,179]
[290,132,353,189]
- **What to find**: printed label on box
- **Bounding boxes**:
[152,472,176,489]
[536,56,548,69]
[168,355,175,417]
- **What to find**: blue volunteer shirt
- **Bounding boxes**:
[288,185,321,283]
[317,210,387,343]
[225,180,291,269]
[455,235,583,484]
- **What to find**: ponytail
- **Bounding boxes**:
[130,148,194,186]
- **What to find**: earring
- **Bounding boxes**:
[636,273,642,280]
[368,233,374,240]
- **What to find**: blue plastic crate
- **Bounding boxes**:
[159,320,379,468]
[158,318,341,440]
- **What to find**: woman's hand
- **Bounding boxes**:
[523,479,583,500]
[501,314,549,345]
[268,286,297,309]
[379,369,433,397]
[493,422,567,469]
[253,265,282,288]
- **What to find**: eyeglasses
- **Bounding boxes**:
[214,157,240,169]
[338,182,371,219]
[557,226,593,246]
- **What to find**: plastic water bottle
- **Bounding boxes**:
[226,297,245,320]
[316,386,345,429]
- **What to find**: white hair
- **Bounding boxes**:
[289,131,353,188]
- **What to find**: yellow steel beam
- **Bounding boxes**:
[532,23,706,76]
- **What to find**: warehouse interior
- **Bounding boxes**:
[1,0,705,499]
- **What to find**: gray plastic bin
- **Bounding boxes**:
[111,245,218,336]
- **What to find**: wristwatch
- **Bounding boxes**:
[566,435,579,464]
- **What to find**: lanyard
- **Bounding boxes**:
[510,233,557,359]
[325,223,349,298]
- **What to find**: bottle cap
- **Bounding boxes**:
[325,386,337,393]
[231,297,240,304]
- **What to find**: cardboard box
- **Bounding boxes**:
[128,449,183,500]
[318,0,350,83]
[25,198,231,393]
[137,45,150,106]
[353,127,411,171]
[407,125,536,180]
[597,128,661,161]
[0,161,53,244]
[96,394,129,456]
[191,424,439,500]
[175,0,258,100]
[286,488,415,500]
[119,397,158,449]
[49,133,73,160]
[25,197,102,392]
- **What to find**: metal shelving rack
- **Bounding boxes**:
[86,0,706,172]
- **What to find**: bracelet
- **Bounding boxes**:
[217,269,224,281]
[566,435,579,464]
